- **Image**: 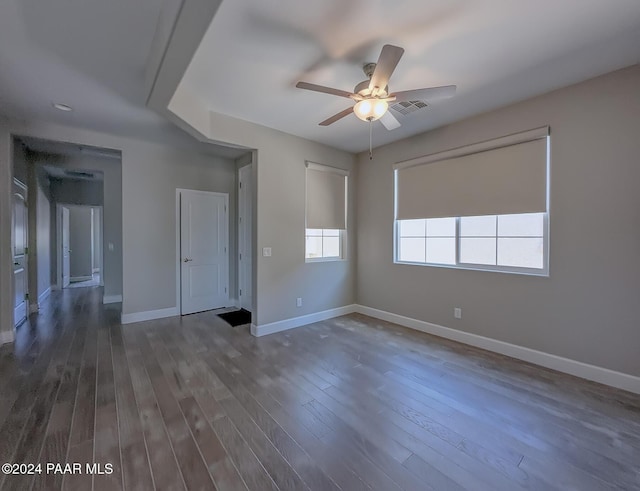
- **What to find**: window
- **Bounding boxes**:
[305,162,348,261]
[394,127,549,275]
[305,229,342,259]
[397,213,546,273]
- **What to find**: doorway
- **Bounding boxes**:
[58,204,103,289]
[176,189,229,315]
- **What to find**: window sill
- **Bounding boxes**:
[306,257,346,263]
[394,260,549,277]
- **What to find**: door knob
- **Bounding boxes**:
[183,258,193,263]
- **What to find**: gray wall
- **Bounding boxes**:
[0,120,13,339]
[121,141,236,314]
[35,170,51,299]
[356,65,640,376]
[50,178,103,206]
[68,207,93,279]
[168,92,358,326]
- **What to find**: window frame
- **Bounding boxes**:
[304,162,348,263]
[394,214,549,277]
[305,228,346,262]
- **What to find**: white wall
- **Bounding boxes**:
[356,65,640,377]
[68,206,93,279]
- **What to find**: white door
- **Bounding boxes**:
[180,190,229,315]
[238,165,252,312]
[13,182,27,327]
[62,207,71,288]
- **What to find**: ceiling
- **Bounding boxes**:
[179,0,640,153]
[0,0,245,158]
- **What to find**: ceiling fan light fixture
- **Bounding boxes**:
[354,99,388,122]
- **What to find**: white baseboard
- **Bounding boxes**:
[0,330,15,345]
[70,275,93,282]
[355,305,640,395]
[38,287,51,306]
[103,294,123,304]
[121,307,179,325]
[251,304,357,337]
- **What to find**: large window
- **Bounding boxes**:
[397,213,546,273]
[394,127,549,275]
[305,162,348,261]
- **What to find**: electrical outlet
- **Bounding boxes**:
[262,247,272,257]
[296,297,303,307]
[454,307,462,319]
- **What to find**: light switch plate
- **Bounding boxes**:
[262,247,272,257]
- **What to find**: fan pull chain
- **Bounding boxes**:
[369,120,373,160]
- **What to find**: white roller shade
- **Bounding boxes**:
[306,162,348,229]
[395,128,548,220]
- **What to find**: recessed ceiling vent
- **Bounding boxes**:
[390,100,428,116]
[64,170,95,179]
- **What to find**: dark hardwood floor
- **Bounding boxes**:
[1,287,639,490]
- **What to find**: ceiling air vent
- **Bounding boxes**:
[390,100,428,116]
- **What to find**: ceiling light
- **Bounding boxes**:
[354,99,388,122]
[52,103,73,112]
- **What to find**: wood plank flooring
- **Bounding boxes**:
[0,287,639,490]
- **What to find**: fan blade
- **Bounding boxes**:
[369,44,405,93]
[391,85,456,102]
[319,107,354,126]
[380,111,401,131]
[296,81,355,99]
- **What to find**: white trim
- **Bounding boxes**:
[38,287,51,305]
[355,305,640,395]
[393,126,550,170]
[305,161,350,176]
[0,330,15,345]
[251,304,357,337]
[103,294,122,304]
[70,275,93,282]
[121,307,179,325]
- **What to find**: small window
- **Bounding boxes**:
[305,162,348,262]
[305,229,342,260]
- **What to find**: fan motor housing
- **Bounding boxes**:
[354,79,389,97]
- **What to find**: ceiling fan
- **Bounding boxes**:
[296,44,457,131]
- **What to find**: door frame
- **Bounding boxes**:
[238,164,253,312]
[13,178,28,327]
[175,189,230,315]
[56,203,103,289]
